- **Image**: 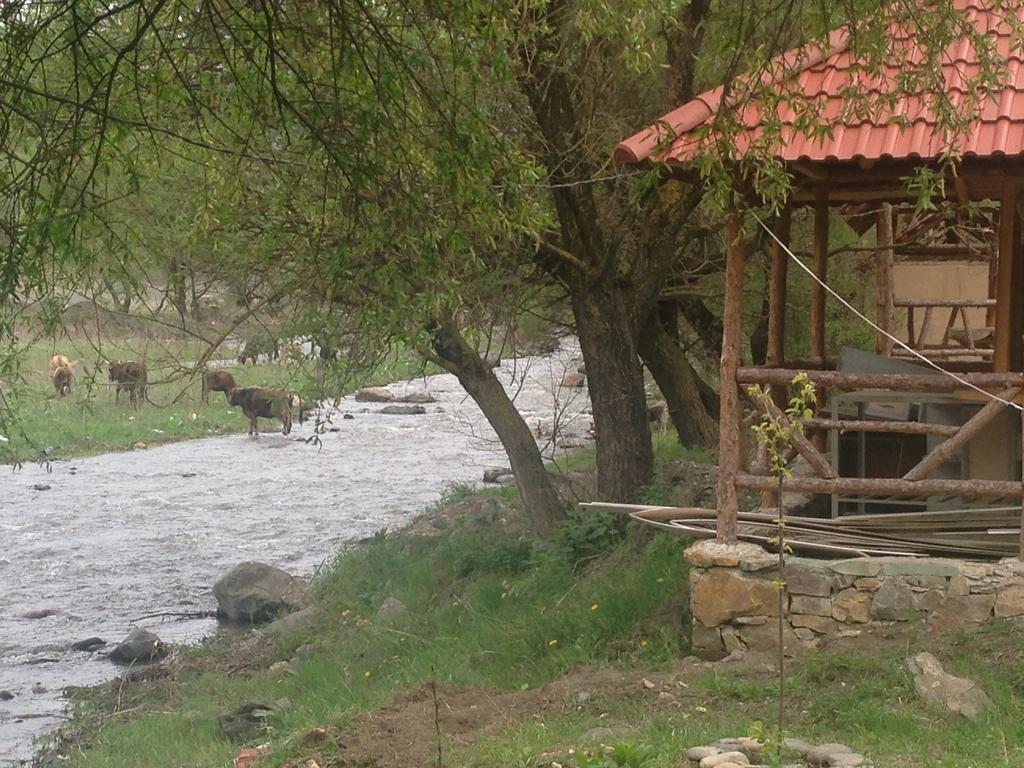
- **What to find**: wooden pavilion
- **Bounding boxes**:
[615,3,1024,545]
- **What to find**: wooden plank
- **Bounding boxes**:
[753,396,836,479]
[907,306,916,347]
[892,348,994,360]
[893,244,986,258]
[994,180,1019,372]
[876,204,895,356]
[736,473,1023,499]
[717,212,746,544]
[736,367,1024,392]
[812,187,829,363]
[803,417,959,437]
[895,299,996,308]
[903,388,1020,481]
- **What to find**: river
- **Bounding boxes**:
[0,343,593,764]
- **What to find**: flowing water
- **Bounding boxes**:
[0,344,593,764]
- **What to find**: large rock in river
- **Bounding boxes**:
[214,562,307,623]
[379,404,426,415]
[354,387,395,402]
[109,628,167,664]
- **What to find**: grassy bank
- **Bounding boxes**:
[42,467,1024,768]
[0,339,433,464]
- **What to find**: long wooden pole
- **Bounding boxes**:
[811,188,830,453]
[802,417,959,437]
[764,206,792,509]
[736,473,1022,499]
[1019,409,1024,560]
[767,205,792,369]
[718,212,747,544]
[995,180,1019,372]
[811,187,829,363]
[903,388,1020,481]
[736,367,1024,392]
[876,204,895,356]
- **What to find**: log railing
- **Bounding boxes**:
[740,368,1024,508]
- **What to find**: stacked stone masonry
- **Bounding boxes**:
[686,540,1024,659]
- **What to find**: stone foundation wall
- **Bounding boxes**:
[686,540,1024,660]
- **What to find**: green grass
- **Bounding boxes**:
[47,498,1024,768]
[54,524,690,768]
[0,338,434,463]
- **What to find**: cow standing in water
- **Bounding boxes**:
[228,386,303,435]
[108,361,148,410]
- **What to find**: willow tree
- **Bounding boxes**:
[0,0,569,532]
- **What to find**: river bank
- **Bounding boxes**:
[0,342,596,763]
[0,339,435,465]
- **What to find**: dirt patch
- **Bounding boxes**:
[284,662,720,768]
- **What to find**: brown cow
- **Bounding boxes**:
[108,361,148,410]
[201,370,237,405]
[52,365,74,398]
[228,386,303,435]
[49,354,73,373]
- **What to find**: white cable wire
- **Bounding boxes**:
[751,211,1024,412]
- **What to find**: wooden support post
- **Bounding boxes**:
[767,205,792,370]
[995,181,1020,372]
[903,387,1021,481]
[811,187,829,451]
[876,204,895,356]
[1020,409,1024,560]
[763,205,792,509]
[987,240,999,328]
[811,187,829,362]
[917,306,934,348]
[718,212,747,544]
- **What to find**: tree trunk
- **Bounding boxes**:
[189,269,203,321]
[168,256,187,319]
[431,320,564,535]
[571,287,654,501]
[638,304,717,447]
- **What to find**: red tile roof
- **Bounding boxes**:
[614,1,1024,167]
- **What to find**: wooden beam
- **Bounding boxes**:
[811,187,829,363]
[894,299,995,308]
[876,204,895,356]
[736,473,1022,499]
[754,396,836,479]
[987,240,999,327]
[995,180,1019,372]
[893,244,988,259]
[736,367,1024,392]
[803,417,959,437]
[916,306,934,348]
[903,388,1020,481]
[718,212,747,544]
[1019,410,1024,560]
[766,205,791,368]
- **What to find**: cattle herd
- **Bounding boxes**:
[47,353,308,436]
